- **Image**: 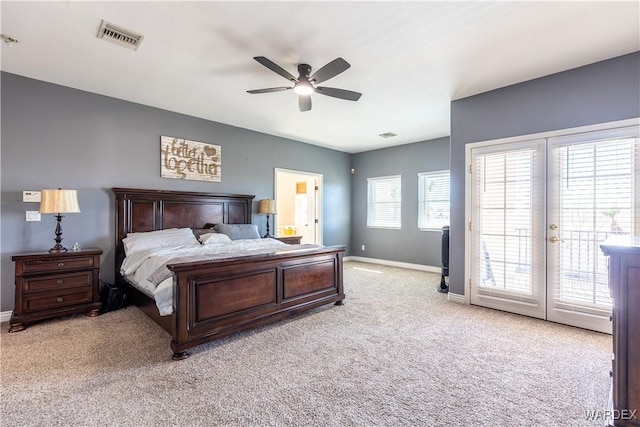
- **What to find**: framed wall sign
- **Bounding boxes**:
[160,136,221,182]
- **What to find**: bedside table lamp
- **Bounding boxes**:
[39,188,81,253]
[258,199,277,238]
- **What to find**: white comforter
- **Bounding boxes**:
[121,238,291,316]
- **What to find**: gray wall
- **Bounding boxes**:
[449,52,640,295]
[350,137,450,267]
[0,72,352,312]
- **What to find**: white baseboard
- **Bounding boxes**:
[345,256,441,273]
[448,292,466,304]
[1,310,12,323]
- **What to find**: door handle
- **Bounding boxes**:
[548,236,564,243]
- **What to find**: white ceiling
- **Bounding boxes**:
[1,1,638,153]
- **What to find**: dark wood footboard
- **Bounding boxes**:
[169,247,344,359]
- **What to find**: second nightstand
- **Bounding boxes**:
[274,236,302,245]
[9,248,103,332]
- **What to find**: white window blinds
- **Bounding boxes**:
[367,175,401,229]
[548,130,639,313]
[418,171,450,230]
[470,142,545,304]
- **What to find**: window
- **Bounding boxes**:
[418,171,450,230]
[367,175,401,229]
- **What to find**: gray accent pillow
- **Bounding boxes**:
[214,223,261,240]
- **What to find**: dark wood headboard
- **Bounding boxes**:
[112,187,254,284]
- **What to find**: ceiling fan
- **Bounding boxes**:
[247,56,362,112]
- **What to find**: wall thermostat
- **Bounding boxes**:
[23,191,41,203]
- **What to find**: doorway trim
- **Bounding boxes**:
[274,168,323,245]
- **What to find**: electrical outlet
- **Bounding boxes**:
[361,244,365,251]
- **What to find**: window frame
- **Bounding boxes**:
[418,170,450,231]
[367,175,402,229]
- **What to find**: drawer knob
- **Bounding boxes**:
[57,263,65,268]
[56,297,64,303]
[57,279,64,285]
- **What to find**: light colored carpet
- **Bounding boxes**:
[1,261,611,426]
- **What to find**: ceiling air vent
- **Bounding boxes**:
[378,132,398,138]
[97,20,143,51]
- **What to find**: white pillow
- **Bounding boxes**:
[199,232,233,245]
[123,228,200,255]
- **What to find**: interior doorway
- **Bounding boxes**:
[274,168,323,245]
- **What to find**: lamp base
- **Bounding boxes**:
[263,214,274,239]
[49,214,67,253]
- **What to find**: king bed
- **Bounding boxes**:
[113,188,345,360]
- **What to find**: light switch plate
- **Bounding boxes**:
[23,191,41,202]
[26,211,41,221]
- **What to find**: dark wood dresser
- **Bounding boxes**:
[9,249,103,332]
[601,237,640,426]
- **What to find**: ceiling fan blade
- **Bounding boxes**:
[253,56,297,82]
[299,95,312,112]
[309,58,350,84]
[315,86,362,101]
[247,87,291,94]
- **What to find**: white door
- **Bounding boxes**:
[546,127,639,332]
[469,125,639,333]
[469,139,547,320]
[293,177,318,244]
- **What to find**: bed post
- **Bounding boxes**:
[170,269,191,360]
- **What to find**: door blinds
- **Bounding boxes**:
[469,139,546,318]
[547,126,639,316]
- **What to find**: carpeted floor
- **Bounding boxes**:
[0,261,611,426]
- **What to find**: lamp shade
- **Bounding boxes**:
[258,199,277,215]
[39,189,81,214]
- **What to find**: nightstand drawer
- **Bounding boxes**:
[23,288,93,313]
[21,256,95,274]
[23,271,93,293]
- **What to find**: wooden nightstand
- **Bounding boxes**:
[275,236,302,245]
[9,249,103,332]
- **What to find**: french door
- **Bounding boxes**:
[469,125,639,333]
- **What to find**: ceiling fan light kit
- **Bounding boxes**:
[248,56,362,112]
[293,80,314,96]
